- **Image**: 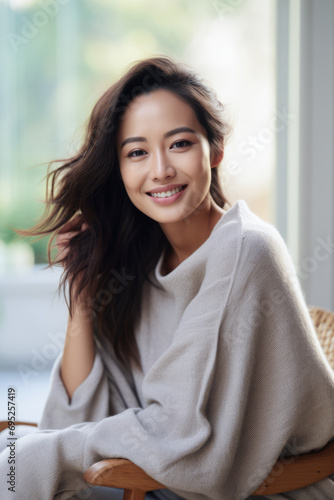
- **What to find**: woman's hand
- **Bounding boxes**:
[54,214,90,304]
[55,214,89,268]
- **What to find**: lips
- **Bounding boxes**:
[147,184,188,205]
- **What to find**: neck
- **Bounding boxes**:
[159,197,225,268]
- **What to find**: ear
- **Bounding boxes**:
[210,147,224,168]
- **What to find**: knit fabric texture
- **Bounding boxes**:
[1,199,334,500]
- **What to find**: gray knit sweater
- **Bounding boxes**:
[1,199,334,500]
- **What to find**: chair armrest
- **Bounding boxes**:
[84,440,334,496]
[83,458,166,491]
[0,421,37,432]
[3,421,333,496]
[252,439,334,495]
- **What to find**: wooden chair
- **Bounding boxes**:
[1,305,334,499]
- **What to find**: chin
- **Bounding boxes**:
[147,210,197,225]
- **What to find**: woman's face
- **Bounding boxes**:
[116,88,216,224]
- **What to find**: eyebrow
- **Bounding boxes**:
[120,126,198,149]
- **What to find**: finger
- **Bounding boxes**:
[58,215,84,234]
[58,218,76,231]
[57,247,68,259]
[56,231,80,243]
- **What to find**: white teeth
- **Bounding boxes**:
[151,186,184,198]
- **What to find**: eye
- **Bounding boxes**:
[171,140,193,149]
[127,149,147,158]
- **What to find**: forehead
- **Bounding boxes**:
[116,89,206,141]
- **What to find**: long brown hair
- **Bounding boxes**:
[15,55,232,372]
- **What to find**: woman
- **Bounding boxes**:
[0,56,333,500]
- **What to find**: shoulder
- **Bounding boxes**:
[209,200,295,279]
[211,199,285,252]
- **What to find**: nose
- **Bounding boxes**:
[150,148,176,181]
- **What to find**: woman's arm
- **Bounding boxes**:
[55,217,96,402]
[39,218,141,429]
[60,292,95,402]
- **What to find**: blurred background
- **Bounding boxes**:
[0,0,333,421]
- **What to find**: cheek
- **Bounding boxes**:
[182,149,211,178]
[120,166,143,194]
[119,164,132,186]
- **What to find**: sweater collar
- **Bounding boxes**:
[153,200,244,288]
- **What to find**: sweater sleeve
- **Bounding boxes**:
[38,346,109,430]
[38,334,140,430]
[2,223,334,500]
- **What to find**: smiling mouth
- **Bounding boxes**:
[147,185,187,198]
